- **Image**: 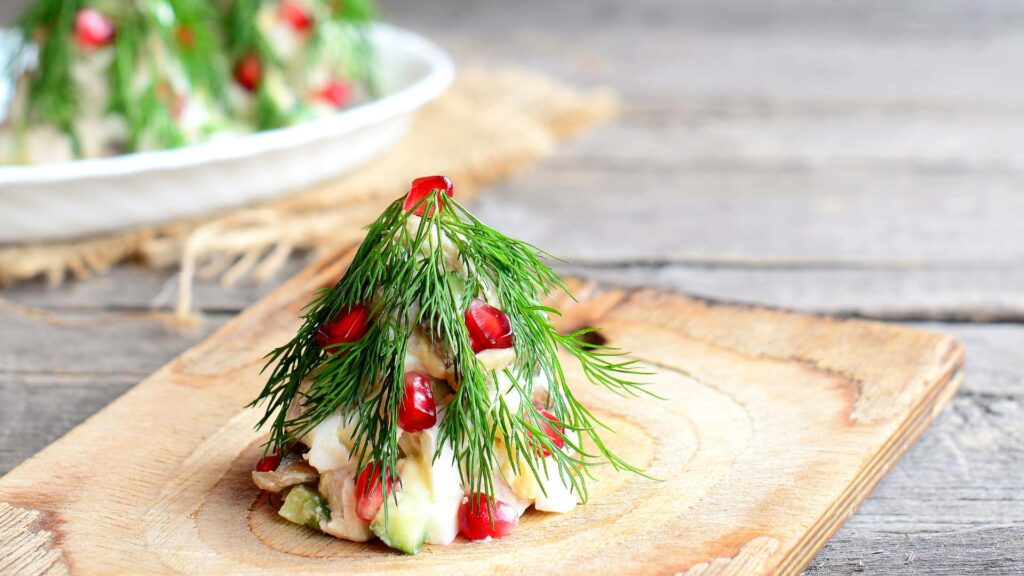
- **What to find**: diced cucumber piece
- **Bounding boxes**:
[279,484,330,531]
[370,493,430,555]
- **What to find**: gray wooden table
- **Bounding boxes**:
[2,1,1022,574]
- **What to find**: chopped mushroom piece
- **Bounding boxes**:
[252,451,319,493]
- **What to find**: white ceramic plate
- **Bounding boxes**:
[0,24,454,244]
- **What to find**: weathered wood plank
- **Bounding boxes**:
[0,257,314,314]
[807,526,1024,575]
[558,109,1024,172]
[472,167,1024,264]
[557,264,1024,322]
[382,0,1024,108]
[0,309,228,376]
[0,374,137,476]
[385,0,1024,37]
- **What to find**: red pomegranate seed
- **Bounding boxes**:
[75,9,116,48]
[175,25,195,48]
[234,54,262,91]
[279,1,314,32]
[315,80,351,108]
[402,175,454,216]
[398,371,437,432]
[355,463,393,522]
[153,81,185,120]
[458,493,518,540]
[464,299,514,353]
[316,304,370,354]
[255,453,281,472]
[172,93,188,120]
[530,408,566,457]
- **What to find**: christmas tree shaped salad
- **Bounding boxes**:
[250,176,655,554]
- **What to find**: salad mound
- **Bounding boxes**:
[250,176,652,554]
[3,0,375,164]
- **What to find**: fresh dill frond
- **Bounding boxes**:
[17,0,81,155]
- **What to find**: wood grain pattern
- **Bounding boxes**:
[0,251,962,575]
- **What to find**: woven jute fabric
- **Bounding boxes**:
[0,70,616,313]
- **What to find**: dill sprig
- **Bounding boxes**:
[320,0,378,97]
[169,0,229,99]
[250,193,656,508]
[221,0,290,129]
[16,0,82,156]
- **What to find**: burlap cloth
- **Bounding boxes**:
[0,70,615,319]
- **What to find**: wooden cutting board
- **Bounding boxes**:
[0,250,963,576]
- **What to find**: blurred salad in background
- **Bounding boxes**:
[1,0,376,164]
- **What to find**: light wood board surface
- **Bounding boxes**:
[3,0,1023,573]
[0,249,962,575]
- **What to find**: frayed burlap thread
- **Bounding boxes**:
[0,70,616,317]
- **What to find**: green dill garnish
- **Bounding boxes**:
[9,0,377,160]
[16,0,82,157]
[250,192,656,509]
[221,0,290,130]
